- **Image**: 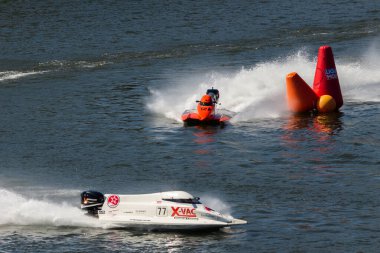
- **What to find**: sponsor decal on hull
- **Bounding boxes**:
[107,195,120,208]
[171,207,197,218]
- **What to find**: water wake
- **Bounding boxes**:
[0,188,99,228]
[0,71,48,82]
[0,59,109,83]
[148,48,380,122]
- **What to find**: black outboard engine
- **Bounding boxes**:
[206,88,220,103]
[81,191,105,216]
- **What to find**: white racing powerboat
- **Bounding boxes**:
[81,190,247,230]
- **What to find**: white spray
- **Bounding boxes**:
[148,48,380,122]
[0,188,99,228]
[200,195,232,217]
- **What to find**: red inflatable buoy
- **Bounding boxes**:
[313,45,343,109]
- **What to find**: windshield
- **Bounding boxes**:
[162,198,201,204]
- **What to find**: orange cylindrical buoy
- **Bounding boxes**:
[317,95,336,113]
[286,72,318,113]
[313,45,343,109]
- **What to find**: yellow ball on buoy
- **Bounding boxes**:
[317,95,336,113]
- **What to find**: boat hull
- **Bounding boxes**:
[99,218,246,231]
[81,191,246,231]
[181,109,233,126]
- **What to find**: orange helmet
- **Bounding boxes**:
[199,95,213,106]
[197,94,215,120]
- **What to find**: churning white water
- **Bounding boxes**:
[0,188,99,227]
[148,48,380,122]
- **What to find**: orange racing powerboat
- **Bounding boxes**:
[181,88,233,126]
